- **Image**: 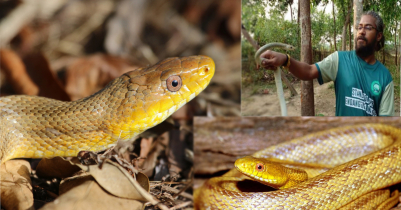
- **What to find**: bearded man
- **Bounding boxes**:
[260,11,394,116]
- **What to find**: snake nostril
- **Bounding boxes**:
[205,67,209,73]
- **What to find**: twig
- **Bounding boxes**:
[168,201,192,210]
[161,186,193,200]
[56,0,115,55]
[0,0,67,47]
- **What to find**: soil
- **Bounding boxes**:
[241,80,400,116]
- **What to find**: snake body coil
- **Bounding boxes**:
[0,55,215,163]
[195,124,401,209]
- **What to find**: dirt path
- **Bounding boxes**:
[241,80,400,116]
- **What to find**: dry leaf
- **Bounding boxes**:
[23,52,71,101]
[215,0,241,41]
[40,178,144,210]
[59,174,94,195]
[139,133,169,177]
[139,118,175,139]
[70,159,154,203]
[64,54,137,101]
[36,157,81,179]
[0,160,34,210]
[0,49,39,95]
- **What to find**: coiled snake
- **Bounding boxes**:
[0,55,215,163]
[195,124,401,209]
[255,42,295,116]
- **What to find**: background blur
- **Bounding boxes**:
[0,0,241,209]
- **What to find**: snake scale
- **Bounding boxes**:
[0,55,214,163]
[195,124,401,209]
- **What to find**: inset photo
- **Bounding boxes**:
[194,117,401,209]
[241,0,400,116]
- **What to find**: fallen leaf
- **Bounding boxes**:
[58,174,94,195]
[64,54,137,101]
[23,52,71,101]
[40,178,144,210]
[0,160,34,210]
[70,159,154,203]
[36,157,81,179]
[0,49,38,95]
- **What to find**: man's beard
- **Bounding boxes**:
[355,36,376,58]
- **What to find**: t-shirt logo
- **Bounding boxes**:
[371,81,381,96]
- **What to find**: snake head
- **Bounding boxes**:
[235,156,308,189]
[111,55,215,139]
[286,45,296,51]
[234,156,289,189]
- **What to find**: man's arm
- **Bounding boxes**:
[260,50,319,80]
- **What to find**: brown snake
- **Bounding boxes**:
[0,55,215,163]
[195,124,401,209]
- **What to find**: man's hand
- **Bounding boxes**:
[259,50,287,70]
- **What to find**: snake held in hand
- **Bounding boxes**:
[195,124,401,209]
[255,42,295,116]
[0,55,215,163]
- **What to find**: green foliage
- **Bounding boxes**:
[387,64,400,100]
[364,0,401,27]
[310,5,336,50]
[328,82,335,89]
[242,0,268,33]
[242,0,400,94]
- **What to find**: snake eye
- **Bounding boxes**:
[166,75,182,92]
[256,163,264,172]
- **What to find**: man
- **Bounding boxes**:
[260,11,394,116]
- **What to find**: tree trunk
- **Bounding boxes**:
[353,0,363,41]
[349,15,352,50]
[342,1,352,51]
[298,2,301,48]
[395,23,398,66]
[333,1,337,51]
[297,2,301,25]
[241,25,259,49]
[299,0,314,116]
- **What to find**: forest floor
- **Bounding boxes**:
[241,80,400,116]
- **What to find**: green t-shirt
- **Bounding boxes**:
[315,51,394,116]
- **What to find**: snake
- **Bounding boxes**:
[0,55,215,164]
[194,124,401,209]
[255,43,295,116]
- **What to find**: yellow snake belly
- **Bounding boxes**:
[195,124,401,209]
[0,55,215,163]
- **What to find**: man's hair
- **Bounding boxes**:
[362,11,385,51]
